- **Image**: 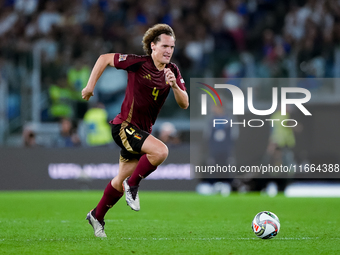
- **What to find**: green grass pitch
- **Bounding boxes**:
[0,190,340,255]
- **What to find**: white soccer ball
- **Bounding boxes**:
[252,211,280,239]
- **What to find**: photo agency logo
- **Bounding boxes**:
[198,83,312,128]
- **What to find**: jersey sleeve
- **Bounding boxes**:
[171,63,186,91]
[114,54,146,70]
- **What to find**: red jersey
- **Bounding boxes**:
[110,54,186,133]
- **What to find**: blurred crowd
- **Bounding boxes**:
[1,0,340,146]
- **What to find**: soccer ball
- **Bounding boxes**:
[252,211,280,239]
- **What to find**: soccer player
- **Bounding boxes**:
[82,24,189,237]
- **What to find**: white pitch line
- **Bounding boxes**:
[116,237,323,241]
[1,237,339,242]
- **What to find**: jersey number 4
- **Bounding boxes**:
[152,87,159,101]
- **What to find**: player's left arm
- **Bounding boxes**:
[164,68,189,109]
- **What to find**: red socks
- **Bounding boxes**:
[94,155,156,220]
[95,182,123,221]
[128,154,157,187]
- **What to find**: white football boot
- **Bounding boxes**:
[86,210,107,237]
[123,178,140,211]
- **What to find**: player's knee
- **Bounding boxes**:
[153,144,168,165]
[160,144,169,161]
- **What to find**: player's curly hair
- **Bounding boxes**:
[142,24,176,56]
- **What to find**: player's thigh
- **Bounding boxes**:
[141,134,168,156]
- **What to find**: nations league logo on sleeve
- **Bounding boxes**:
[119,54,128,62]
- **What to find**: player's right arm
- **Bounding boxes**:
[82,53,115,101]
